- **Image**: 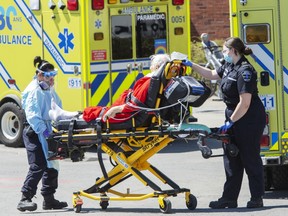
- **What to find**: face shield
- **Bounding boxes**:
[38,69,57,77]
[37,69,58,90]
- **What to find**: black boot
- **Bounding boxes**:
[247,197,263,208]
[17,193,37,212]
[43,194,68,210]
[209,197,238,209]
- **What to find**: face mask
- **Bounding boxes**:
[223,53,233,63]
[39,80,50,90]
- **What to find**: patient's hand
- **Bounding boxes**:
[103,104,125,121]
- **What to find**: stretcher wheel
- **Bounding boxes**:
[74,204,82,213]
[159,198,171,213]
[100,200,109,210]
[186,194,197,210]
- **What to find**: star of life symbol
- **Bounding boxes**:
[58,28,74,54]
[95,19,102,29]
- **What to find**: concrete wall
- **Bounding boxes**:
[190,0,230,40]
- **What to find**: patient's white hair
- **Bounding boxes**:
[150,54,170,68]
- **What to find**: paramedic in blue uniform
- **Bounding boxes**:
[17,57,68,212]
[186,37,266,209]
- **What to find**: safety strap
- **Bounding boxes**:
[96,118,108,179]
[68,119,76,148]
[130,94,148,108]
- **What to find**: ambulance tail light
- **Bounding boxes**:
[261,113,270,147]
[172,0,184,5]
[8,79,16,85]
[92,0,104,10]
[67,0,78,11]
[83,82,91,89]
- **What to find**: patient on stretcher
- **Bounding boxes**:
[49,52,210,126]
[49,53,170,123]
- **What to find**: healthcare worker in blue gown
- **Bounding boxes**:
[17,56,68,212]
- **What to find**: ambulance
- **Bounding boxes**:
[0,0,190,147]
[230,0,288,190]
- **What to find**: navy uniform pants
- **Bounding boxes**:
[21,125,58,197]
[222,98,266,200]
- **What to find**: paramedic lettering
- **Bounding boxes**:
[137,13,165,21]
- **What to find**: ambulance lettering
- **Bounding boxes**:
[122,6,153,15]
[0,5,32,45]
[0,5,17,30]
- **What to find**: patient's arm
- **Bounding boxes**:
[49,99,79,121]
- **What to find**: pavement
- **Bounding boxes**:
[0,95,288,216]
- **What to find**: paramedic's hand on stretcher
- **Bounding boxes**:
[103,104,125,121]
[182,59,193,67]
[218,120,234,134]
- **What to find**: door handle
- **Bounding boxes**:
[137,62,143,74]
[127,64,132,74]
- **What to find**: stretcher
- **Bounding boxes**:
[47,59,234,213]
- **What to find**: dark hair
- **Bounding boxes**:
[224,37,253,56]
[33,56,54,73]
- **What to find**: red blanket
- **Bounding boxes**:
[83,76,151,123]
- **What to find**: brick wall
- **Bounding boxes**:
[190,0,230,40]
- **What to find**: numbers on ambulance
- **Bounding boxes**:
[260,95,275,110]
[171,16,185,23]
[68,78,81,88]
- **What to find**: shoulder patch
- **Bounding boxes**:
[242,70,252,82]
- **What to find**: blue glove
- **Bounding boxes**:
[218,120,234,134]
[182,59,193,67]
[43,129,50,138]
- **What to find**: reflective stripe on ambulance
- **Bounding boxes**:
[250,43,288,94]
[0,62,19,90]
[15,0,80,74]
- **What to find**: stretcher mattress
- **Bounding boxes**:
[53,118,211,134]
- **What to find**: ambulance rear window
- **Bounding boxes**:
[243,24,270,44]
[135,13,167,58]
[111,15,133,60]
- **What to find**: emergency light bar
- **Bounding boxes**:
[92,0,104,10]
[67,0,78,11]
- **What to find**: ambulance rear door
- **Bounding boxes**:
[109,5,168,104]
[240,9,280,151]
[279,0,288,132]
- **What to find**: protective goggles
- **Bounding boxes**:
[38,69,58,77]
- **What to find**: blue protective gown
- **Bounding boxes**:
[22,78,62,169]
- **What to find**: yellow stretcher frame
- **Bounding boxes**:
[51,121,212,213]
